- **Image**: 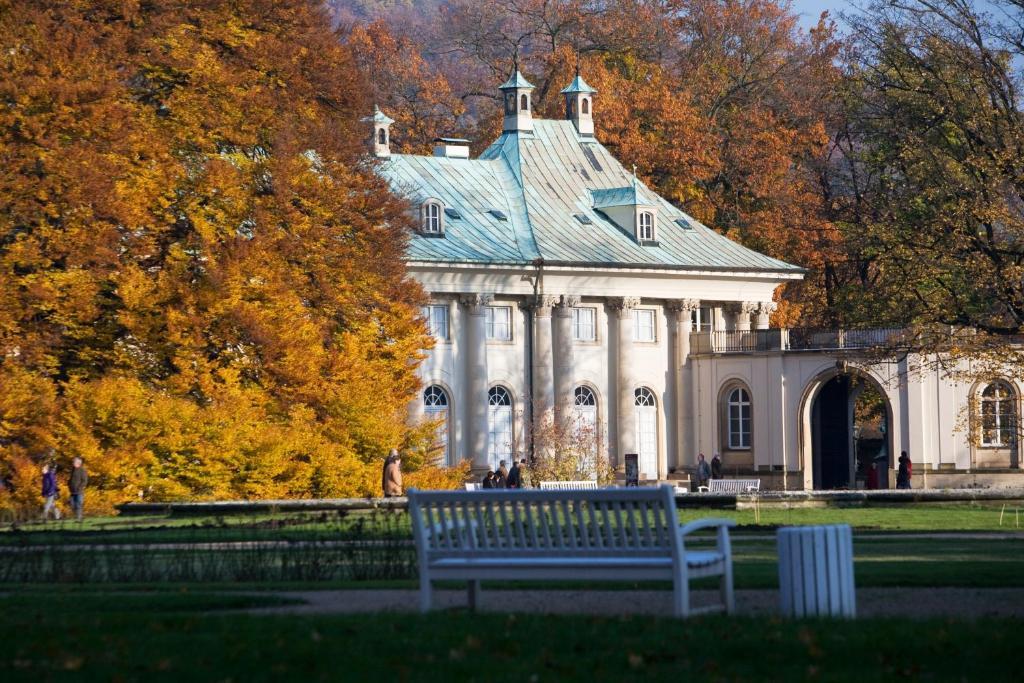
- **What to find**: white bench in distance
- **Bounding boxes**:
[464,483,481,491]
[704,479,761,494]
[538,480,599,490]
[408,484,737,618]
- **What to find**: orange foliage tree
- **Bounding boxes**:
[0,0,463,514]
[359,0,847,325]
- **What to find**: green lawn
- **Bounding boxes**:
[0,588,1018,682]
[4,503,1023,547]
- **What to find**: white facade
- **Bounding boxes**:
[377,73,1024,489]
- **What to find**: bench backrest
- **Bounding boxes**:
[464,483,481,491]
[409,486,679,559]
[538,480,599,490]
[708,479,760,493]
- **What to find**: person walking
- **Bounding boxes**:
[481,471,496,489]
[41,463,60,521]
[696,453,712,490]
[506,459,522,489]
[710,453,723,480]
[897,451,912,489]
[517,459,531,488]
[493,461,507,489]
[383,450,403,497]
[68,457,88,521]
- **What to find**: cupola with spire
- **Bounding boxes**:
[561,70,597,136]
[362,105,394,158]
[498,65,535,133]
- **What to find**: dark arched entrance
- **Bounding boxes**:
[811,375,890,490]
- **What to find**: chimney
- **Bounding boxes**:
[432,137,470,159]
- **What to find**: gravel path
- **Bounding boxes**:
[240,587,1024,620]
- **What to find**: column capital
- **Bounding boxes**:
[606,296,641,312]
[557,294,581,308]
[522,294,559,316]
[459,293,493,314]
[725,301,759,315]
[665,298,701,315]
[757,301,779,316]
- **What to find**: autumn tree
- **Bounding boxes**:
[0,0,463,513]
[828,1,1024,347]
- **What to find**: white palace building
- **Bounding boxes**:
[370,71,1024,490]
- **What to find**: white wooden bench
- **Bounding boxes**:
[538,480,599,490]
[408,485,736,618]
[464,483,481,491]
[704,479,761,493]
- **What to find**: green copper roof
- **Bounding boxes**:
[378,120,804,274]
[560,74,597,94]
[498,70,535,90]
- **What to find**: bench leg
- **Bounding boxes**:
[720,562,735,614]
[419,572,433,613]
[467,580,481,611]
[672,570,690,618]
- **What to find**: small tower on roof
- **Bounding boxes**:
[499,66,535,134]
[561,70,597,137]
[362,105,394,158]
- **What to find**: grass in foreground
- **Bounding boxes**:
[0,588,1018,682]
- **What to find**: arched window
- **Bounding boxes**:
[573,386,599,473]
[638,211,655,241]
[487,386,513,469]
[423,385,451,465]
[505,93,516,115]
[377,128,387,145]
[581,97,589,114]
[980,381,1016,447]
[634,387,657,477]
[567,99,575,117]
[520,93,529,111]
[422,201,442,234]
[727,387,751,449]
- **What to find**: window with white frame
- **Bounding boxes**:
[421,304,448,340]
[726,386,751,449]
[572,307,596,341]
[574,386,599,474]
[422,201,443,234]
[980,381,1016,447]
[487,386,513,469]
[691,306,712,332]
[638,211,655,241]
[423,385,450,465]
[633,308,655,342]
[634,387,658,476]
[486,305,512,341]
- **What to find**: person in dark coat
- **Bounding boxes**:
[482,471,496,489]
[695,453,711,489]
[896,451,912,489]
[493,464,507,489]
[68,457,88,521]
[506,460,522,489]
[41,464,60,521]
[710,453,723,480]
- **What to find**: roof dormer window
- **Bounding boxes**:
[638,211,655,242]
[421,200,444,235]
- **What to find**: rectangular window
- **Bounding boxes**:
[638,212,655,241]
[486,306,512,341]
[691,306,712,332]
[572,307,596,341]
[633,308,655,342]
[421,305,449,340]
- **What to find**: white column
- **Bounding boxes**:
[553,295,580,425]
[460,293,491,469]
[755,301,777,330]
[530,295,557,426]
[608,296,640,468]
[731,302,756,332]
[667,299,700,472]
